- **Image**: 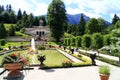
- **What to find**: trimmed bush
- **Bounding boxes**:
[0,39,7,46]
[82,34,92,49]
[75,36,82,47]
[92,33,103,49]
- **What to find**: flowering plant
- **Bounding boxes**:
[62,60,72,67]
[1,52,29,67]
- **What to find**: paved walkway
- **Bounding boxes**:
[0,49,120,80]
[57,49,82,62]
[79,49,119,61]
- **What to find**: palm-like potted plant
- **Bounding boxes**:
[99,65,110,80]
[1,52,29,77]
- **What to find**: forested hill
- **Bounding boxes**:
[66,13,111,26]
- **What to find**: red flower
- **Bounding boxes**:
[11,53,16,57]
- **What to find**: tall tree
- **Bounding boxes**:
[1,11,10,23]
[40,16,46,26]
[1,5,4,11]
[97,18,106,32]
[112,14,120,25]
[17,9,22,21]
[33,16,39,26]
[8,4,12,12]
[8,25,15,36]
[85,18,99,34]
[22,11,28,22]
[0,22,7,39]
[9,11,16,23]
[47,0,67,42]
[27,13,34,27]
[76,13,86,36]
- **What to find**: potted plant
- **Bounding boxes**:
[99,65,110,80]
[37,55,46,68]
[1,52,30,77]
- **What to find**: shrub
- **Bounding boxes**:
[38,46,46,50]
[62,60,72,67]
[82,34,92,49]
[0,39,7,46]
[92,33,103,49]
[99,65,110,75]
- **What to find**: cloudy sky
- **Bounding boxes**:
[0,0,120,22]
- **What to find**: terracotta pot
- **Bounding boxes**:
[5,63,22,70]
[5,63,22,77]
[100,74,109,80]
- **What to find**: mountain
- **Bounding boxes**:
[43,13,111,26]
[67,13,111,26]
[66,14,90,25]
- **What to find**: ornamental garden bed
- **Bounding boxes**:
[0,49,92,69]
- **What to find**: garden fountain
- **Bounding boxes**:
[31,38,36,52]
[28,38,38,54]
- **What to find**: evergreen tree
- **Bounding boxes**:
[21,11,28,27]
[40,16,46,26]
[1,11,10,23]
[33,16,39,26]
[1,5,4,11]
[17,9,22,21]
[114,20,120,29]
[8,25,15,36]
[67,24,73,34]
[9,11,16,23]
[22,11,28,22]
[27,13,34,27]
[6,5,9,12]
[76,13,86,36]
[0,22,7,39]
[8,4,12,12]
[85,18,99,34]
[97,18,106,32]
[47,0,67,42]
[112,14,120,25]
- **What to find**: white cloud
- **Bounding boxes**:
[0,0,120,21]
[0,0,48,15]
[63,0,120,21]
[34,3,48,15]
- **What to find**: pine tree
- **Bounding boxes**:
[9,11,16,23]
[8,4,12,12]
[76,13,86,36]
[47,0,67,42]
[8,25,15,36]
[27,13,34,27]
[33,17,39,26]
[85,18,99,34]
[112,14,120,25]
[40,16,46,26]
[0,22,7,39]
[17,9,22,21]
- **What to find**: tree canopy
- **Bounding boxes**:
[47,0,67,42]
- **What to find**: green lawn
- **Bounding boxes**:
[4,24,16,31]
[40,50,70,66]
[3,42,30,48]
[0,50,70,67]
[15,31,30,37]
